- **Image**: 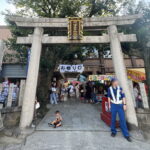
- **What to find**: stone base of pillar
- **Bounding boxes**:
[136,109,150,130]
[126,122,139,131]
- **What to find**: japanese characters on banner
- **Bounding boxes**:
[59,64,84,73]
[89,75,115,81]
[68,17,83,40]
[127,70,146,82]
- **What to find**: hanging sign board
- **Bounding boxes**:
[59,64,84,73]
[89,75,115,81]
[127,69,145,82]
[68,17,83,40]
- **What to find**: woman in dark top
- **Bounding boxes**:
[79,85,85,102]
[85,82,92,103]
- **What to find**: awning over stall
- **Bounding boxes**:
[88,75,115,81]
[88,69,146,83]
[127,68,146,82]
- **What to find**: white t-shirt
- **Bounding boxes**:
[12,85,19,101]
[69,85,74,93]
[51,87,56,92]
[2,81,9,88]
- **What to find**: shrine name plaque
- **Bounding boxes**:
[68,17,83,40]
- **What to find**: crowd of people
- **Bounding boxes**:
[49,80,111,105]
[49,79,144,110]
[0,77,144,110]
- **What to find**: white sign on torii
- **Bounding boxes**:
[59,64,84,73]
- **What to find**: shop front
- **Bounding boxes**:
[127,68,149,109]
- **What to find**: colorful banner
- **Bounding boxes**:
[59,64,84,73]
[88,75,115,81]
[89,69,146,83]
[127,69,146,82]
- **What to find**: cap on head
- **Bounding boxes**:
[55,110,60,114]
[111,78,118,83]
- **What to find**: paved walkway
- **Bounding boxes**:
[21,131,150,150]
[36,99,109,131]
[1,98,150,150]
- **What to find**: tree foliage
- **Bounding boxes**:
[6,0,134,102]
[9,0,131,17]
[122,1,150,57]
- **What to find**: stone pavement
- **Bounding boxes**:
[36,99,109,131]
[0,98,150,150]
[21,131,150,150]
[1,130,150,150]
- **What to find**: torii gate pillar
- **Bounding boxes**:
[20,27,43,128]
[108,25,138,127]
[0,40,5,71]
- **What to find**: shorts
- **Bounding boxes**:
[54,121,61,126]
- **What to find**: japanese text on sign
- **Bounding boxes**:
[59,64,84,73]
[68,17,83,40]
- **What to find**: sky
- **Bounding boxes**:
[0,0,17,25]
[0,0,150,25]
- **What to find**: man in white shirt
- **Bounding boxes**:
[68,84,74,97]
[50,85,58,104]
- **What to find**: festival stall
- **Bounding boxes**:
[88,75,115,82]
[127,68,149,109]
[88,75,115,102]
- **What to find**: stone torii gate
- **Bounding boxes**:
[8,14,141,129]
